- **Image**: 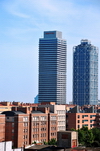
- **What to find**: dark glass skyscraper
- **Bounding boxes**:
[39,31,66,104]
[73,40,98,106]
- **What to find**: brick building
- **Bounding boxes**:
[39,102,66,131]
[0,114,5,142]
[1,106,57,148]
[66,113,97,130]
[66,105,100,130]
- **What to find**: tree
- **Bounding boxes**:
[84,130,94,147]
[48,138,57,145]
[78,129,85,145]
[78,126,94,147]
[91,128,100,147]
[70,128,76,131]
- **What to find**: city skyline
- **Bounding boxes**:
[0,0,100,103]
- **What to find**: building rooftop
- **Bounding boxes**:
[31,111,44,114]
[1,111,25,116]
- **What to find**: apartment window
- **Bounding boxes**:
[90,115,96,118]
[90,124,93,127]
[23,117,28,122]
[82,115,88,118]
[33,134,39,138]
[41,116,46,121]
[78,115,80,118]
[42,127,46,131]
[82,120,88,123]
[41,121,46,125]
[23,135,25,139]
[12,129,14,133]
[33,116,39,121]
[33,128,39,132]
[24,141,27,145]
[90,120,96,123]
[51,121,56,125]
[78,125,80,128]
[51,116,56,120]
[33,122,39,126]
[24,122,28,127]
[12,123,14,127]
[78,120,80,123]
[24,129,28,132]
[82,124,88,127]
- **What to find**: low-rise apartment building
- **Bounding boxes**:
[39,102,66,131]
[66,113,97,130]
[1,106,57,148]
[66,105,100,130]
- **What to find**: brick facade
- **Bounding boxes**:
[1,106,57,148]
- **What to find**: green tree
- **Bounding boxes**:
[78,126,94,147]
[78,129,85,145]
[48,138,57,145]
[70,128,76,131]
[91,128,100,147]
[84,130,94,147]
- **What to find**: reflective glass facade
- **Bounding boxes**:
[39,31,66,104]
[73,40,98,106]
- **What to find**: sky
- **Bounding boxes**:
[0,0,100,103]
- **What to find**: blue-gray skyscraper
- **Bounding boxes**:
[73,40,98,106]
[39,31,66,104]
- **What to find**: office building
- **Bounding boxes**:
[34,95,38,103]
[39,31,67,104]
[73,40,98,106]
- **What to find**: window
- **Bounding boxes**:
[33,116,39,121]
[90,115,96,118]
[24,122,28,127]
[23,117,28,122]
[12,123,14,127]
[90,120,96,123]
[82,115,88,118]
[82,124,88,127]
[78,115,80,118]
[12,129,14,133]
[78,125,80,128]
[51,116,56,120]
[82,120,88,123]
[41,121,46,125]
[78,120,80,123]
[40,116,46,120]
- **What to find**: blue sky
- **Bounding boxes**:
[0,0,100,103]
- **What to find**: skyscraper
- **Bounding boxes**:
[73,40,98,106]
[39,31,66,104]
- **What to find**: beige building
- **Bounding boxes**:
[0,102,12,113]
[39,102,66,131]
